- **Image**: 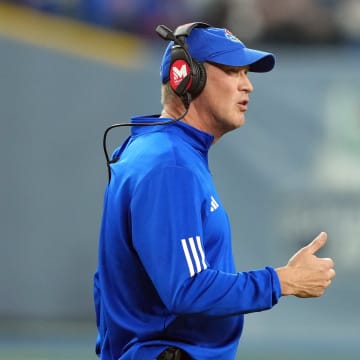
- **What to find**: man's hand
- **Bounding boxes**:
[276,232,336,298]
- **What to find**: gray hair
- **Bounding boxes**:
[160,82,178,106]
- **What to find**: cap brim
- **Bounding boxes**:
[205,47,275,73]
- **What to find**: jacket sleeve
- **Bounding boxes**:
[130,165,281,316]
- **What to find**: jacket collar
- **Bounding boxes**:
[130,115,214,153]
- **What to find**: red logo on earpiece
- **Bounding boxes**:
[170,59,191,91]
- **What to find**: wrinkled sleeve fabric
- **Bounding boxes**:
[130,165,281,316]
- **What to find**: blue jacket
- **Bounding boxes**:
[94,116,281,359]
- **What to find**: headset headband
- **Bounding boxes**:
[173,22,211,38]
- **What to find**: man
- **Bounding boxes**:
[94,23,335,360]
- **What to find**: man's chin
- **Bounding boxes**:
[236,115,246,129]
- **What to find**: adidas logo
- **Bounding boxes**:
[210,195,219,212]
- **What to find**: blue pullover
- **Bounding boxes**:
[94,116,281,360]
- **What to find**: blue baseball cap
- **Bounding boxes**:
[160,27,275,83]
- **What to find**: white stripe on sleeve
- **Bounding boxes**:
[189,236,202,273]
[181,238,195,277]
[196,235,207,270]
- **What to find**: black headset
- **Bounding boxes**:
[156,22,210,108]
[103,22,211,183]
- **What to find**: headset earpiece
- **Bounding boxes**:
[169,45,207,101]
[157,22,211,106]
[188,59,207,99]
[169,45,193,97]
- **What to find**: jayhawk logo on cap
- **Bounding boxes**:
[224,29,242,44]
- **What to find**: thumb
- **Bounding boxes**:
[304,232,328,255]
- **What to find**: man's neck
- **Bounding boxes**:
[161,105,220,144]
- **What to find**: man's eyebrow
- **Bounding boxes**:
[208,62,250,71]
